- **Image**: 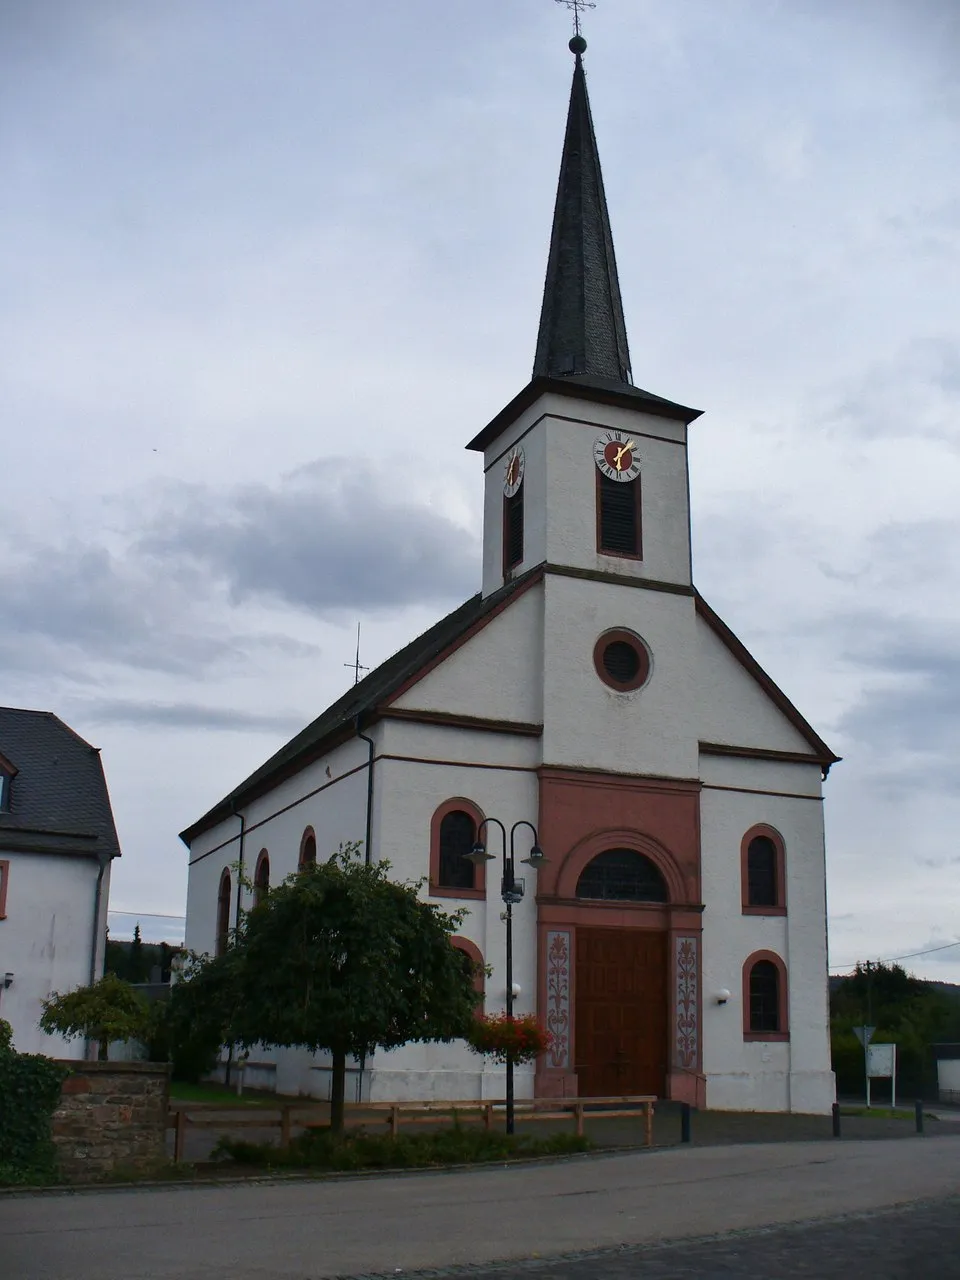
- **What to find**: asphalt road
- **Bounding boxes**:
[3,1137,960,1280]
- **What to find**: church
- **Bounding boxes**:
[182,35,838,1114]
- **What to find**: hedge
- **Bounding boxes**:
[0,1019,68,1184]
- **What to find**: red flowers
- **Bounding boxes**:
[467,1013,552,1064]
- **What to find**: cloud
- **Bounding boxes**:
[138,459,480,616]
[78,699,305,734]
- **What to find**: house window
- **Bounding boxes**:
[597,472,642,557]
[299,828,317,869]
[503,487,524,574]
[741,826,786,914]
[743,951,789,1040]
[0,860,9,920]
[216,870,231,957]
[429,799,486,899]
[575,849,668,903]
[254,850,270,907]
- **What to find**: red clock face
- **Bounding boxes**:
[594,432,641,482]
[602,440,634,470]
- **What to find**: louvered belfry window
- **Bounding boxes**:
[598,473,641,556]
[438,810,477,890]
[503,488,524,573]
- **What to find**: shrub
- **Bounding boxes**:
[467,1013,552,1064]
[0,1019,68,1185]
[213,1126,589,1171]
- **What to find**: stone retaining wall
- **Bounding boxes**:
[52,1060,170,1182]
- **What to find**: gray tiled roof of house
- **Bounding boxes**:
[0,707,121,860]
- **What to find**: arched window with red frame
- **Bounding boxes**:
[299,827,317,869]
[253,850,270,906]
[215,869,231,957]
[743,950,789,1041]
[429,799,486,900]
[450,936,485,1015]
[741,825,787,915]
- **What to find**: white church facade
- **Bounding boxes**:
[182,38,838,1114]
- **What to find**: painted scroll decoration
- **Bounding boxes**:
[545,930,571,1069]
[675,935,699,1070]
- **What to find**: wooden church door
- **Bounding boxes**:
[574,928,668,1097]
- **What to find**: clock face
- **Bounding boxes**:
[503,445,525,497]
[594,431,641,483]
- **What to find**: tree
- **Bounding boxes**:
[39,973,153,1061]
[177,846,480,1130]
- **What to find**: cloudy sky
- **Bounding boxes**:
[3,1,959,980]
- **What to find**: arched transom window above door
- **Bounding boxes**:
[575,849,668,903]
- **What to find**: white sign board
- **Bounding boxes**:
[867,1043,896,1078]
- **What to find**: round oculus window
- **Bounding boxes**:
[593,630,651,692]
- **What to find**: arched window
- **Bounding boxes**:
[299,827,317,869]
[429,799,486,899]
[450,935,485,1015]
[743,951,789,1040]
[215,870,231,957]
[254,850,270,907]
[575,849,668,903]
[741,826,786,914]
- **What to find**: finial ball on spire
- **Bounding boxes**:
[569,34,587,55]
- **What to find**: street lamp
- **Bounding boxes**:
[465,818,547,1135]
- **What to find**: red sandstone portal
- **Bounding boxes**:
[534,767,706,1106]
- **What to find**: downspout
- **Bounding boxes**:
[225,806,246,1089]
[355,716,376,1101]
[87,852,110,1061]
[355,717,375,867]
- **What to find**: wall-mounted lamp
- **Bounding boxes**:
[715,988,731,1005]
[510,982,522,998]
[3,973,13,989]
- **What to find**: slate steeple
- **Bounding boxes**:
[533,36,632,386]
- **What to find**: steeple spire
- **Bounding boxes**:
[533,36,632,386]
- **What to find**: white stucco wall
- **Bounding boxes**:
[541,573,700,778]
[0,851,111,1058]
[392,583,545,726]
[481,391,691,598]
[699,756,834,1114]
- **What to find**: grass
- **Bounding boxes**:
[170,1081,293,1108]
[839,1106,935,1120]
[213,1126,591,1172]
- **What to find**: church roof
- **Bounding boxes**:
[179,569,541,845]
[0,706,121,860]
[534,43,632,384]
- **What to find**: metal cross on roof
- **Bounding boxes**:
[555,0,596,37]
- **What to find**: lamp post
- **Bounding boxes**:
[465,818,546,1135]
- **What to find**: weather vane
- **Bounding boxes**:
[555,0,596,39]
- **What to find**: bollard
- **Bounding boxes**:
[832,1102,841,1139]
[915,1100,924,1135]
[680,1101,691,1144]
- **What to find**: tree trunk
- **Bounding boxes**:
[330,1047,347,1133]
[98,1036,109,1062]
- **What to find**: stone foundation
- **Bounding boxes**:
[52,1061,170,1182]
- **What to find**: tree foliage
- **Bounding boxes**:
[174,846,479,1128]
[830,962,960,1098]
[39,973,153,1062]
[0,1018,67,1184]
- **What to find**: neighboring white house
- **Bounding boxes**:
[0,707,119,1057]
[181,39,840,1113]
